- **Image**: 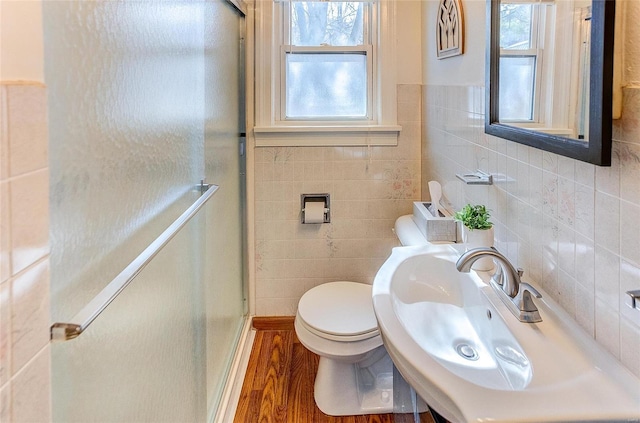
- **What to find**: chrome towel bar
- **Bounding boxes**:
[50,183,219,342]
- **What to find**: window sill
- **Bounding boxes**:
[253,125,402,147]
[504,124,575,137]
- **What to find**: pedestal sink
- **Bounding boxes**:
[372,243,640,423]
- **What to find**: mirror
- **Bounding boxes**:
[485,0,615,166]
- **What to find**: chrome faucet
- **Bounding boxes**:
[456,247,542,323]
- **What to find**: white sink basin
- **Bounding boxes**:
[372,243,640,423]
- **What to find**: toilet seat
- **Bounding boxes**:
[297,281,379,342]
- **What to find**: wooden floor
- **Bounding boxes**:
[233,317,437,423]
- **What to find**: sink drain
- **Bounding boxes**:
[455,343,479,361]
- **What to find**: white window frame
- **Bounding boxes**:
[499,0,577,136]
[499,2,544,123]
[254,0,400,147]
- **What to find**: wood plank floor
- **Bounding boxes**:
[233,318,438,423]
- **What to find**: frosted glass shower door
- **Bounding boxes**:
[52,192,209,422]
[45,0,248,421]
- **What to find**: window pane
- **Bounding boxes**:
[290,2,364,46]
[499,56,535,120]
[500,4,533,49]
[286,53,367,118]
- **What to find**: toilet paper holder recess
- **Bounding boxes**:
[301,194,330,224]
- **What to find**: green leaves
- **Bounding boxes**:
[454,204,493,230]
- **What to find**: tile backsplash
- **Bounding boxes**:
[0,83,52,422]
[422,84,640,378]
[253,85,422,315]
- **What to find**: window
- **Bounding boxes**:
[254,0,400,146]
[498,0,580,137]
[285,52,368,118]
[499,2,544,122]
[284,2,370,120]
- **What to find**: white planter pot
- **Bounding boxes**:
[463,226,495,271]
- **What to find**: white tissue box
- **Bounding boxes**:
[411,202,458,242]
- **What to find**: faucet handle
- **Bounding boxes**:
[520,282,542,298]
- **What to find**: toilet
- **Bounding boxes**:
[294,215,426,416]
[295,281,392,416]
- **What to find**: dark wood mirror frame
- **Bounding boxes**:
[485,0,616,166]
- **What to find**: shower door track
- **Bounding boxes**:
[50,182,219,342]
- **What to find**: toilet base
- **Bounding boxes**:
[313,351,394,416]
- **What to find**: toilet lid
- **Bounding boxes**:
[297,281,378,338]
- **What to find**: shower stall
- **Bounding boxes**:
[44,0,247,421]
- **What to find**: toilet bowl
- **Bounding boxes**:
[294,215,427,416]
[294,281,393,416]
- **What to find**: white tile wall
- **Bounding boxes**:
[0,83,52,423]
[423,84,640,378]
[253,85,422,315]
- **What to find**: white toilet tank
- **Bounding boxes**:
[394,215,429,247]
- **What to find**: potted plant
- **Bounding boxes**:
[454,204,494,270]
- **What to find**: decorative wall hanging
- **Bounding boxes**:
[436,0,464,59]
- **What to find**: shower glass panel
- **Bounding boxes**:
[45,0,246,421]
[52,191,207,422]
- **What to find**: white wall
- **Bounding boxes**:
[0,0,45,82]
[397,0,423,84]
[622,0,640,86]
[422,0,485,86]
